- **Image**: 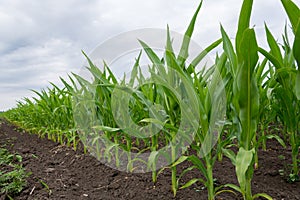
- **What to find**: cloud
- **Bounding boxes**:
[0,0,299,110]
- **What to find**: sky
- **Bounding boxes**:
[0,0,299,111]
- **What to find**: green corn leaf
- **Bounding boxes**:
[92,126,121,132]
[139,40,166,77]
[138,40,161,65]
[236,147,254,192]
[215,188,238,197]
[87,63,105,83]
[295,71,300,100]
[258,134,286,148]
[60,77,74,93]
[147,151,159,169]
[30,90,46,103]
[221,25,237,77]
[129,51,142,86]
[235,28,259,149]
[265,23,283,64]
[238,28,258,70]
[67,74,78,91]
[236,0,254,54]
[82,50,98,72]
[252,193,273,200]
[280,0,300,33]
[139,118,165,127]
[223,183,242,194]
[256,58,268,86]
[170,156,188,167]
[165,26,186,75]
[187,38,222,74]
[275,67,298,75]
[103,62,118,84]
[293,21,300,69]
[273,87,296,131]
[72,73,94,91]
[177,0,203,67]
[258,47,282,69]
[49,82,62,93]
[179,178,200,189]
[166,49,186,75]
[177,166,197,182]
[188,155,208,179]
[222,148,236,166]
[166,25,175,56]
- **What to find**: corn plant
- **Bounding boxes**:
[220,0,272,199]
[171,53,231,200]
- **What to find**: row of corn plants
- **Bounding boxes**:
[4,79,79,149]
[3,0,300,199]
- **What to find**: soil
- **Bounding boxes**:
[0,118,299,200]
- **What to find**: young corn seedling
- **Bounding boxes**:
[221,0,272,199]
[174,53,229,200]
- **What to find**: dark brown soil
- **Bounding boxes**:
[0,119,299,200]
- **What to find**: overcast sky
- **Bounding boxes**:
[1,0,299,111]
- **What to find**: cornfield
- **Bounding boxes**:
[3,0,300,199]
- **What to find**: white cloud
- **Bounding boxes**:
[0,38,81,110]
[0,0,300,110]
